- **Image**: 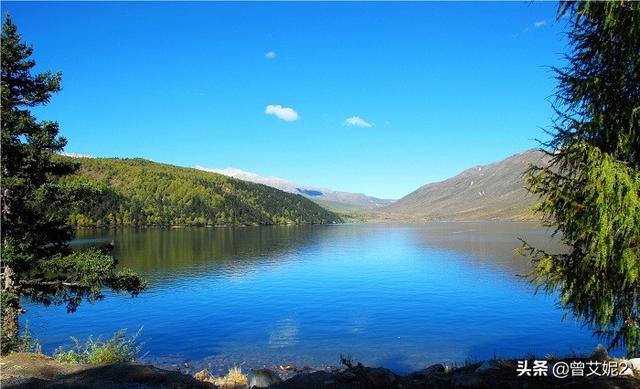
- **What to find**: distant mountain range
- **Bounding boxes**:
[379,150,549,221]
[59,150,548,224]
[195,166,394,213]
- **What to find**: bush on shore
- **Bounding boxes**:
[54,328,144,365]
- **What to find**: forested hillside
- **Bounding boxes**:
[57,157,341,227]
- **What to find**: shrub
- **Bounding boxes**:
[213,367,248,387]
[17,321,42,354]
[55,328,144,364]
[194,367,248,387]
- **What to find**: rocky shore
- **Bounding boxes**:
[2,351,640,388]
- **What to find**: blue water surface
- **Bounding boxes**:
[21,222,598,374]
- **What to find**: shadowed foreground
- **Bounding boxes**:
[2,352,640,388]
[0,353,211,388]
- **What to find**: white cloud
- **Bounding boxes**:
[344,116,373,128]
[265,51,276,59]
[265,104,299,122]
[513,20,548,38]
[534,20,547,28]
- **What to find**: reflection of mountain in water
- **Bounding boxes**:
[407,221,565,277]
[50,223,595,376]
[74,226,333,283]
[75,222,562,286]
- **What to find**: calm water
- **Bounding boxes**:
[21,222,598,374]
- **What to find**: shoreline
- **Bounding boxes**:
[2,349,639,388]
[70,218,545,230]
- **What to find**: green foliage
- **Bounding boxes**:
[0,14,146,352]
[54,329,143,365]
[525,144,640,353]
[1,317,42,355]
[524,1,640,357]
[312,199,373,222]
[549,1,639,165]
[57,157,341,227]
[0,289,20,354]
[19,248,147,312]
[1,12,75,272]
[17,321,42,354]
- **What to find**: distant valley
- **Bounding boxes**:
[196,166,394,213]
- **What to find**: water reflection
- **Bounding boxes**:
[268,318,300,349]
[407,221,565,277]
[75,225,328,282]
[21,223,596,375]
[75,223,553,283]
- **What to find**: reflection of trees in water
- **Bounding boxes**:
[73,223,563,282]
[72,222,565,289]
[407,222,566,277]
[74,226,335,279]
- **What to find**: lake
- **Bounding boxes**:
[21,222,599,374]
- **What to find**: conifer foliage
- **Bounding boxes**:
[1,14,145,353]
[524,1,640,357]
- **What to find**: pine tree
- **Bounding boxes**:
[1,14,146,353]
[523,1,640,357]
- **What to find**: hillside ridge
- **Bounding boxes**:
[196,166,393,212]
[58,156,341,227]
[379,150,548,221]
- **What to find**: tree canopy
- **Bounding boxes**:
[57,156,341,227]
[524,1,640,357]
[1,14,146,353]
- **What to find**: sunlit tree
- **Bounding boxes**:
[1,14,146,353]
[523,1,639,357]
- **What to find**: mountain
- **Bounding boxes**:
[380,150,549,221]
[195,166,394,212]
[57,157,341,226]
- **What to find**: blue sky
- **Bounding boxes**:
[4,2,567,199]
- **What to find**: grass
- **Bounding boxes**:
[194,367,248,387]
[213,367,248,387]
[17,321,42,354]
[54,328,144,365]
